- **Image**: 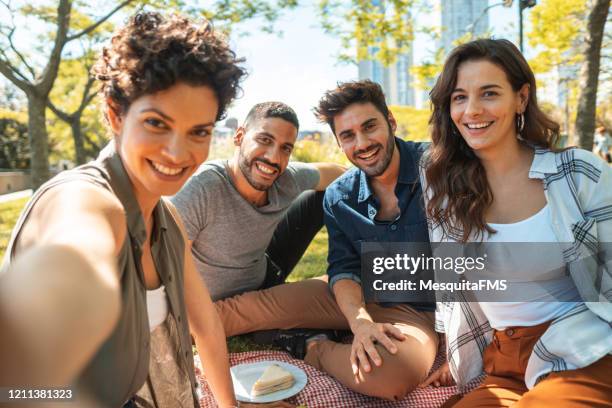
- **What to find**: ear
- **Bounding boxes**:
[517,84,530,113]
[233,126,245,147]
[387,111,397,133]
[106,98,123,135]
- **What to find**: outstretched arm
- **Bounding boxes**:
[0,183,124,387]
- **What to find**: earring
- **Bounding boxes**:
[517,112,525,137]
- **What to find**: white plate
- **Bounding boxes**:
[231,360,307,403]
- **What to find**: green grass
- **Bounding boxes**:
[0,197,329,353]
[0,197,29,260]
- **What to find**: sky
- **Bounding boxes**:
[0,0,531,131]
[224,1,522,131]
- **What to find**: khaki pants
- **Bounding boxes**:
[215,277,439,401]
[444,321,612,408]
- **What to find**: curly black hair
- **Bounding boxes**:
[93,12,246,121]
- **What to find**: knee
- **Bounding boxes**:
[377,363,425,400]
[367,343,435,401]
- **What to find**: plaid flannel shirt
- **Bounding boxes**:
[421,147,612,390]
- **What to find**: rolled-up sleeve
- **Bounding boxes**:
[324,191,361,290]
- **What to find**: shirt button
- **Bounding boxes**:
[391,225,398,231]
[505,328,515,337]
[178,315,182,323]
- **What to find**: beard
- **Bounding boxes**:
[353,128,395,177]
[237,148,280,191]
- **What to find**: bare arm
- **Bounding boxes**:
[333,279,405,377]
[311,162,346,191]
[166,203,237,408]
[0,183,124,386]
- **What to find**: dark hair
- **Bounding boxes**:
[244,101,299,130]
[314,80,390,134]
[92,12,246,121]
[426,38,561,242]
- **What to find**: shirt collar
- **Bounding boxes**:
[357,138,419,203]
[528,146,558,179]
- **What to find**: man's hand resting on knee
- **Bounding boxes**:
[350,319,406,375]
[332,279,406,380]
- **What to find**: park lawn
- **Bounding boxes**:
[0,197,28,260]
[0,197,329,352]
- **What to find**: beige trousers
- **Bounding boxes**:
[215,277,439,401]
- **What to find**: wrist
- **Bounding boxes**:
[350,311,373,332]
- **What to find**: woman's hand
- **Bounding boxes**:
[418,361,454,388]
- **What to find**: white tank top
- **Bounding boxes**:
[481,205,582,330]
[146,285,169,331]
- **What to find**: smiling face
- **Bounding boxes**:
[108,82,218,200]
[234,117,297,191]
[333,102,396,177]
[450,59,528,153]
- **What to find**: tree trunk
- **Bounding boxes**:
[70,117,87,165]
[575,0,610,150]
[27,95,50,189]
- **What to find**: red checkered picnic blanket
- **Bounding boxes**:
[196,351,482,407]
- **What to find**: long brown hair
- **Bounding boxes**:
[426,39,560,242]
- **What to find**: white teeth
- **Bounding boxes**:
[466,122,492,129]
[256,162,275,175]
[151,161,184,176]
[359,148,378,160]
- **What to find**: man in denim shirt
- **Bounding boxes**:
[216,81,438,401]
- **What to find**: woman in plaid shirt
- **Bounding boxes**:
[420,39,611,407]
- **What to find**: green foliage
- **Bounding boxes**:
[199,0,299,35]
[527,0,587,73]
[318,0,417,66]
[291,137,349,166]
[0,109,29,169]
[390,105,431,141]
[410,48,443,91]
[527,0,589,136]
[0,197,28,260]
[48,55,109,163]
[1,0,301,168]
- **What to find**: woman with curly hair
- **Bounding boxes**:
[420,39,612,407]
[0,12,270,408]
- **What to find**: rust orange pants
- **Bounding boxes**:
[444,321,612,407]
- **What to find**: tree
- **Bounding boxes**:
[0,110,29,169]
[527,0,587,137]
[0,0,298,187]
[317,0,419,66]
[0,0,136,188]
[575,0,610,149]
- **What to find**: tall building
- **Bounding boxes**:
[440,0,489,53]
[358,1,490,107]
[357,0,415,106]
[358,47,415,106]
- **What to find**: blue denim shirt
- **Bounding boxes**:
[323,138,434,311]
